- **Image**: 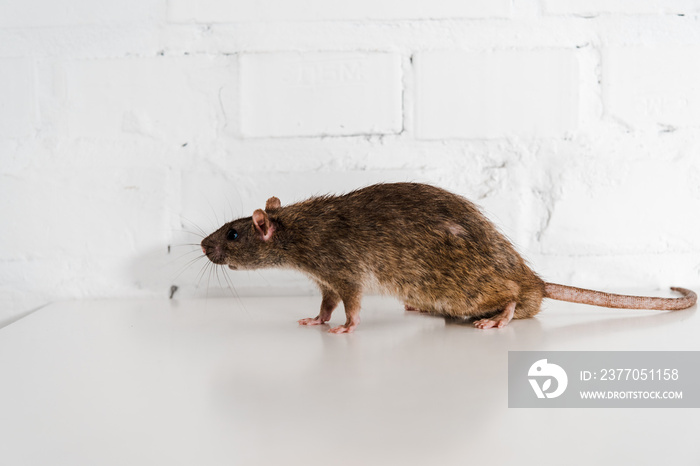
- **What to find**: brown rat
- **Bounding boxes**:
[200,182,697,333]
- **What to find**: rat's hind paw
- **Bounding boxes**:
[298,316,327,326]
[473,317,507,329]
[328,324,356,334]
[473,302,516,330]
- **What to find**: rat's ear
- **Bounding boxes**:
[265,196,281,211]
[252,209,274,241]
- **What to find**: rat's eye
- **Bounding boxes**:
[226,229,239,241]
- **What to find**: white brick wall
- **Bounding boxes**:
[542,0,700,16]
[414,50,579,139]
[240,52,402,137]
[167,0,511,22]
[2,0,700,325]
[604,46,700,130]
[58,57,234,140]
[0,58,36,138]
[1,0,162,27]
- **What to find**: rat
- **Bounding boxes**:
[200,182,697,333]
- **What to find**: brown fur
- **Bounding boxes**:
[200,182,695,332]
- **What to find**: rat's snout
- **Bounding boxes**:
[201,239,226,264]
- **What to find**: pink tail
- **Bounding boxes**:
[544,284,697,311]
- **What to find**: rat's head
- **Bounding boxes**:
[200,196,282,270]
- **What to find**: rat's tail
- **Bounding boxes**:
[544,283,697,311]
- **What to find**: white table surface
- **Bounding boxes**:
[1,294,698,466]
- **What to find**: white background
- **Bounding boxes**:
[2,0,700,326]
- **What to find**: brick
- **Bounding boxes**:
[414,50,578,139]
[0,168,169,263]
[167,0,510,23]
[59,57,234,141]
[0,58,36,138]
[538,160,700,255]
[0,0,162,27]
[604,46,700,129]
[240,52,402,138]
[543,0,700,15]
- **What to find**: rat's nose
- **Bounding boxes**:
[201,240,224,264]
